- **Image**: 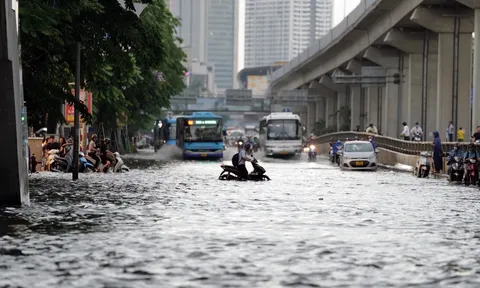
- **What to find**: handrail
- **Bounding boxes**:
[311,132,467,156]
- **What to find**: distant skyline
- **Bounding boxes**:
[237,0,361,72]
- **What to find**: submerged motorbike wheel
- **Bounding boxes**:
[83,166,96,173]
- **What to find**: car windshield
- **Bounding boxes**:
[267,120,300,140]
[344,143,374,152]
[184,119,223,142]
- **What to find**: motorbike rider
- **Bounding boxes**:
[368,136,378,150]
[411,122,423,141]
[100,138,114,172]
[366,123,378,134]
[88,134,101,171]
[238,143,254,179]
[446,143,464,174]
[332,139,343,162]
[463,143,478,178]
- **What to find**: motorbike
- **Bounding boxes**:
[447,155,464,183]
[308,145,316,160]
[412,132,422,142]
[219,155,270,181]
[112,152,130,173]
[464,158,478,186]
[413,151,431,178]
[48,149,68,172]
[79,152,96,173]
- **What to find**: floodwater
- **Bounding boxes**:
[2,149,480,287]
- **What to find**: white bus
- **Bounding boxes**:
[259,112,303,157]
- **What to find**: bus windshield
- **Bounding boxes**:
[168,124,176,140]
[184,119,223,142]
[267,120,300,140]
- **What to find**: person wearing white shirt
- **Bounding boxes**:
[410,122,423,141]
[401,122,410,140]
[365,123,378,134]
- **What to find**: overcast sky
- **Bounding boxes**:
[237,0,362,71]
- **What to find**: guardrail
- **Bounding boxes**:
[311,132,467,156]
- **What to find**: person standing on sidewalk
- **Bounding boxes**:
[457,127,464,142]
[447,121,454,142]
[401,122,410,140]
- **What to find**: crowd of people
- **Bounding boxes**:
[39,134,115,172]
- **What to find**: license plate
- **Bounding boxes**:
[355,161,363,166]
[281,151,287,155]
[201,153,207,157]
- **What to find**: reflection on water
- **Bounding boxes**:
[2,153,480,287]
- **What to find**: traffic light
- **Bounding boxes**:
[393,73,401,84]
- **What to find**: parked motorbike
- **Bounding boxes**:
[464,158,477,186]
[47,149,68,172]
[413,151,431,178]
[219,155,270,181]
[112,152,130,173]
[79,152,96,173]
[308,145,316,160]
[447,155,464,183]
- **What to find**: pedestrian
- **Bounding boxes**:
[447,121,454,142]
[401,122,410,140]
[432,131,443,173]
[457,127,464,142]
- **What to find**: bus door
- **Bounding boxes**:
[176,117,184,149]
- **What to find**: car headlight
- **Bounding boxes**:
[309,145,315,150]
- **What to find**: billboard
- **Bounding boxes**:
[247,75,269,96]
[65,89,92,123]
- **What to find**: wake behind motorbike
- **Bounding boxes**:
[308,145,316,160]
[219,155,270,181]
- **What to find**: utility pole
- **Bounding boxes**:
[72,42,81,180]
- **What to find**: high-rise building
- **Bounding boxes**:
[168,0,238,90]
[244,0,333,68]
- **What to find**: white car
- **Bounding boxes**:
[338,141,378,171]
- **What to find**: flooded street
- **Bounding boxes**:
[2,149,480,287]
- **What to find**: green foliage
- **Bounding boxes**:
[20,0,185,130]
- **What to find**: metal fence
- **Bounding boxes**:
[311,132,468,156]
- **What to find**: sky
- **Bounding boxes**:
[237,0,362,72]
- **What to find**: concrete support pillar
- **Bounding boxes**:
[436,33,472,139]
[337,91,347,131]
[325,96,336,128]
[408,54,422,127]
[366,87,379,128]
[363,47,401,138]
[315,99,325,123]
[474,8,480,131]
[0,0,29,205]
[307,103,316,134]
[410,6,474,138]
[350,87,361,130]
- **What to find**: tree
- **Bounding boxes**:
[20,0,185,132]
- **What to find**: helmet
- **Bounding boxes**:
[244,143,251,150]
[104,138,111,144]
[91,134,98,140]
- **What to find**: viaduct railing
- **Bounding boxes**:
[311,132,466,156]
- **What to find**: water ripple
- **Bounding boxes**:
[1,151,480,287]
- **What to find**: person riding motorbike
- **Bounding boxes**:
[411,122,423,141]
[446,143,464,174]
[463,143,478,179]
[88,134,101,171]
[237,143,254,179]
[100,138,114,172]
[368,136,378,150]
[332,139,343,162]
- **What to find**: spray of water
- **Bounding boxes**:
[123,146,183,161]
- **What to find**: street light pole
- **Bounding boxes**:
[72,42,81,180]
